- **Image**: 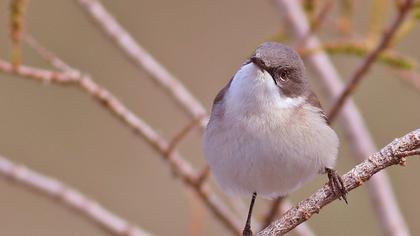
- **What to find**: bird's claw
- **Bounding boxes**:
[326,167,348,204]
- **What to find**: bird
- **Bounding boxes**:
[203,42,347,236]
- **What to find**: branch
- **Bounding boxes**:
[0,59,242,235]
[327,0,414,122]
[0,60,79,83]
[296,0,334,48]
[261,198,315,236]
[262,198,283,230]
[258,129,420,235]
[0,154,152,236]
[398,70,420,90]
[300,41,416,70]
[166,115,205,156]
[9,0,28,65]
[76,0,207,122]
[187,191,206,236]
[274,1,411,235]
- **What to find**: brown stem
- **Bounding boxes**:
[327,0,414,122]
[10,0,28,65]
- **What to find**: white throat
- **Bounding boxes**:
[224,63,304,116]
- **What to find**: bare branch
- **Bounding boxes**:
[278,201,316,236]
[261,198,316,236]
[0,59,242,235]
[25,35,75,72]
[166,115,205,156]
[328,0,414,122]
[274,1,411,235]
[259,129,420,236]
[77,0,207,121]
[0,154,152,236]
[0,60,79,83]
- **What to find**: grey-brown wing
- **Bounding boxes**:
[307,91,328,123]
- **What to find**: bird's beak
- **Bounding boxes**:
[250,56,266,72]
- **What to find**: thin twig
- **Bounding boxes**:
[9,0,28,65]
[0,59,242,235]
[76,0,207,122]
[166,115,205,156]
[0,60,79,82]
[335,0,354,35]
[397,70,420,91]
[274,1,411,235]
[328,0,414,122]
[195,165,210,187]
[262,198,283,230]
[187,192,205,236]
[296,0,334,48]
[300,40,416,70]
[25,35,75,71]
[0,154,152,236]
[258,129,420,235]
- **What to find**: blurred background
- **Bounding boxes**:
[0,0,419,235]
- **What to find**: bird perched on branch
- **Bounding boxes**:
[203,42,347,236]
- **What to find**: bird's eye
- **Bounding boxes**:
[279,70,288,82]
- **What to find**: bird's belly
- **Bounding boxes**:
[203,109,338,199]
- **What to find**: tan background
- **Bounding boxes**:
[0,1,419,235]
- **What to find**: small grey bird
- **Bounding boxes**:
[203,42,347,236]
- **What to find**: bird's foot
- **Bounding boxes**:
[325,167,348,204]
[242,225,253,236]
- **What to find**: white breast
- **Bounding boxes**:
[203,63,339,199]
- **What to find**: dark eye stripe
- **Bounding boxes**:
[264,67,278,85]
[267,68,289,85]
[249,57,295,85]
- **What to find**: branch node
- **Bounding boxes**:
[399,157,407,166]
[194,165,210,187]
[301,209,311,220]
[354,175,364,186]
[165,115,204,157]
[313,205,321,214]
